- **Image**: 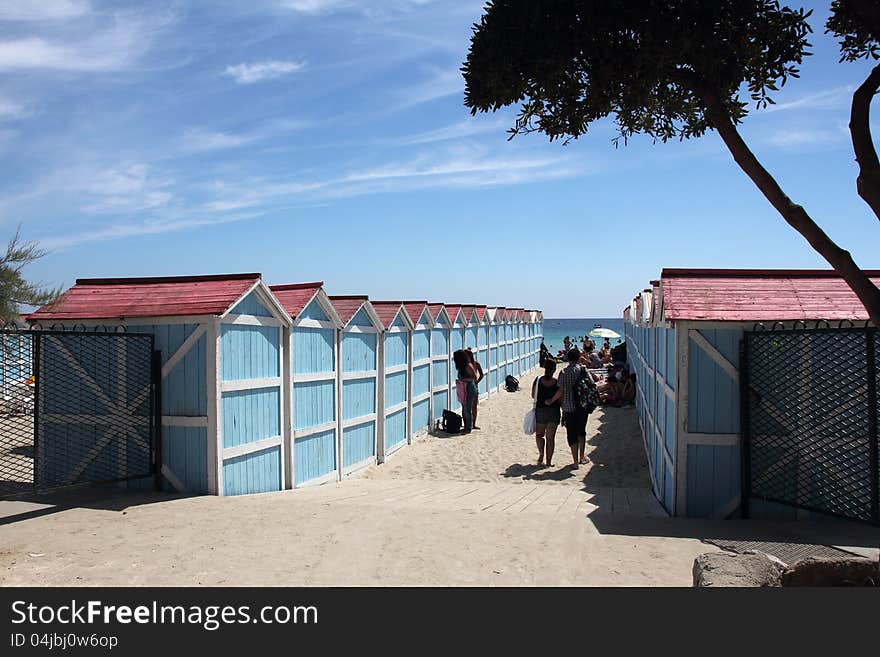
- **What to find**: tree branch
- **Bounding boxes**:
[850,62,880,221]
[684,73,880,326]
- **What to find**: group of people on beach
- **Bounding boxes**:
[531,336,635,468]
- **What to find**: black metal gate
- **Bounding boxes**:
[0,328,160,498]
[741,327,879,524]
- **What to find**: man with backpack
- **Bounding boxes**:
[545,348,596,468]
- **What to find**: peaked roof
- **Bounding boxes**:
[459,305,476,323]
[427,303,447,323]
[371,301,408,329]
[475,305,487,322]
[444,304,462,323]
[661,268,880,322]
[328,296,370,325]
[28,273,262,321]
[269,282,324,319]
[403,302,429,325]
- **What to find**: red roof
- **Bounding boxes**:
[445,305,462,324]
[475,305,487,322]
[661,268,880,322]
[404,302,429,325]
[270,282,323,319]
[427,304,446,323]
[328,296,370,325]
[28,273,260,321]
[459,305,476,324]
[371,301,406,329]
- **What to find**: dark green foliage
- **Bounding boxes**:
[827,0,880,62]
[462,0,813,144]
[0,227,60,323]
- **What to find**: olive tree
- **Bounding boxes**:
[462,0,880,324]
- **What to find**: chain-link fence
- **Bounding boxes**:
[741,327,879,523]
[0,327,158,497]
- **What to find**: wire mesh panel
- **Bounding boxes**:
[742,328,879,523]
[0,329,157,497]
[0,331,36,496]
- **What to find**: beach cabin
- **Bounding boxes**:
[269,282,344,488]
[404,302,433,440]
[428,304,452,424]
[487,308,503,392]
[503,309,517,380]
[28,273,291,497]
[625,268,880,523]
[445,305,464,413]
[329,296,383,476]
[475,306,490,399]
[372,301,413,461]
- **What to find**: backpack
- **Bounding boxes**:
[441,409,462,434]
[574,367,601,413]
[505,375,519,392]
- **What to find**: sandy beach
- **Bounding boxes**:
[4,369,875,587]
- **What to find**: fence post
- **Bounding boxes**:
[32,332,40,491]
[739,335,751,519]
[152,349,162,492]
[866,328,878,523]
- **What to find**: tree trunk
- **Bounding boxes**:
[697,86,880,327]
[850,63,880,222]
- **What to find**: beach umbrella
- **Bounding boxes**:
[589,327,621,339]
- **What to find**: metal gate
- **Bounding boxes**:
[741,326,879,524]
[0,328,160,498]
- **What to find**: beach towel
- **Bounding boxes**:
[455,379,468,404]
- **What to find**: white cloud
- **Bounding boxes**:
[0,0,90,21]
[279,0,435,14]
[394,67,463,110]
[179,129,254,152]
[224,60,305,84]
[396,119,508,145]
[764,128,843,147]
[74,164,173,213]
[0,96,28,120]
[765,86,855,114]
[178,119,307,153]
[0,12,172,72]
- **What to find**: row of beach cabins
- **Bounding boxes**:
[26,273,544,497]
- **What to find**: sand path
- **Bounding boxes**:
[0,368,725,586]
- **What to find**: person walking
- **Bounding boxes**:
[453,349,479,434]
[546,348,590,468]
[531,360,560,466]
[467,348,484,430]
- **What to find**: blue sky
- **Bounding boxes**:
[2,0,879,317]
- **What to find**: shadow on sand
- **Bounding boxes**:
[503,404,880,551]
[0,486,191,527]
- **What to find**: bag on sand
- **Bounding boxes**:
[441,409,463,434]
[505,375,519,392]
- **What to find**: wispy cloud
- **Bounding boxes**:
[394,67,463,110]
[197,145,582,212]
[279,0,436,16]
[178,119,307,154]
[764,127,845,147]
[0,96,28,120]
[224,60,305,84]
[765,86,855,113]
[0,0,91,21]
[0,11,173,72]
[396,118,508,145]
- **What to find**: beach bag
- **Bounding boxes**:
[505,375,519,392]
[441,409,462,434]
[574,367,600,414]
[455,379,469,405]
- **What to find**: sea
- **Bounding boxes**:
[541,317,626,353]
